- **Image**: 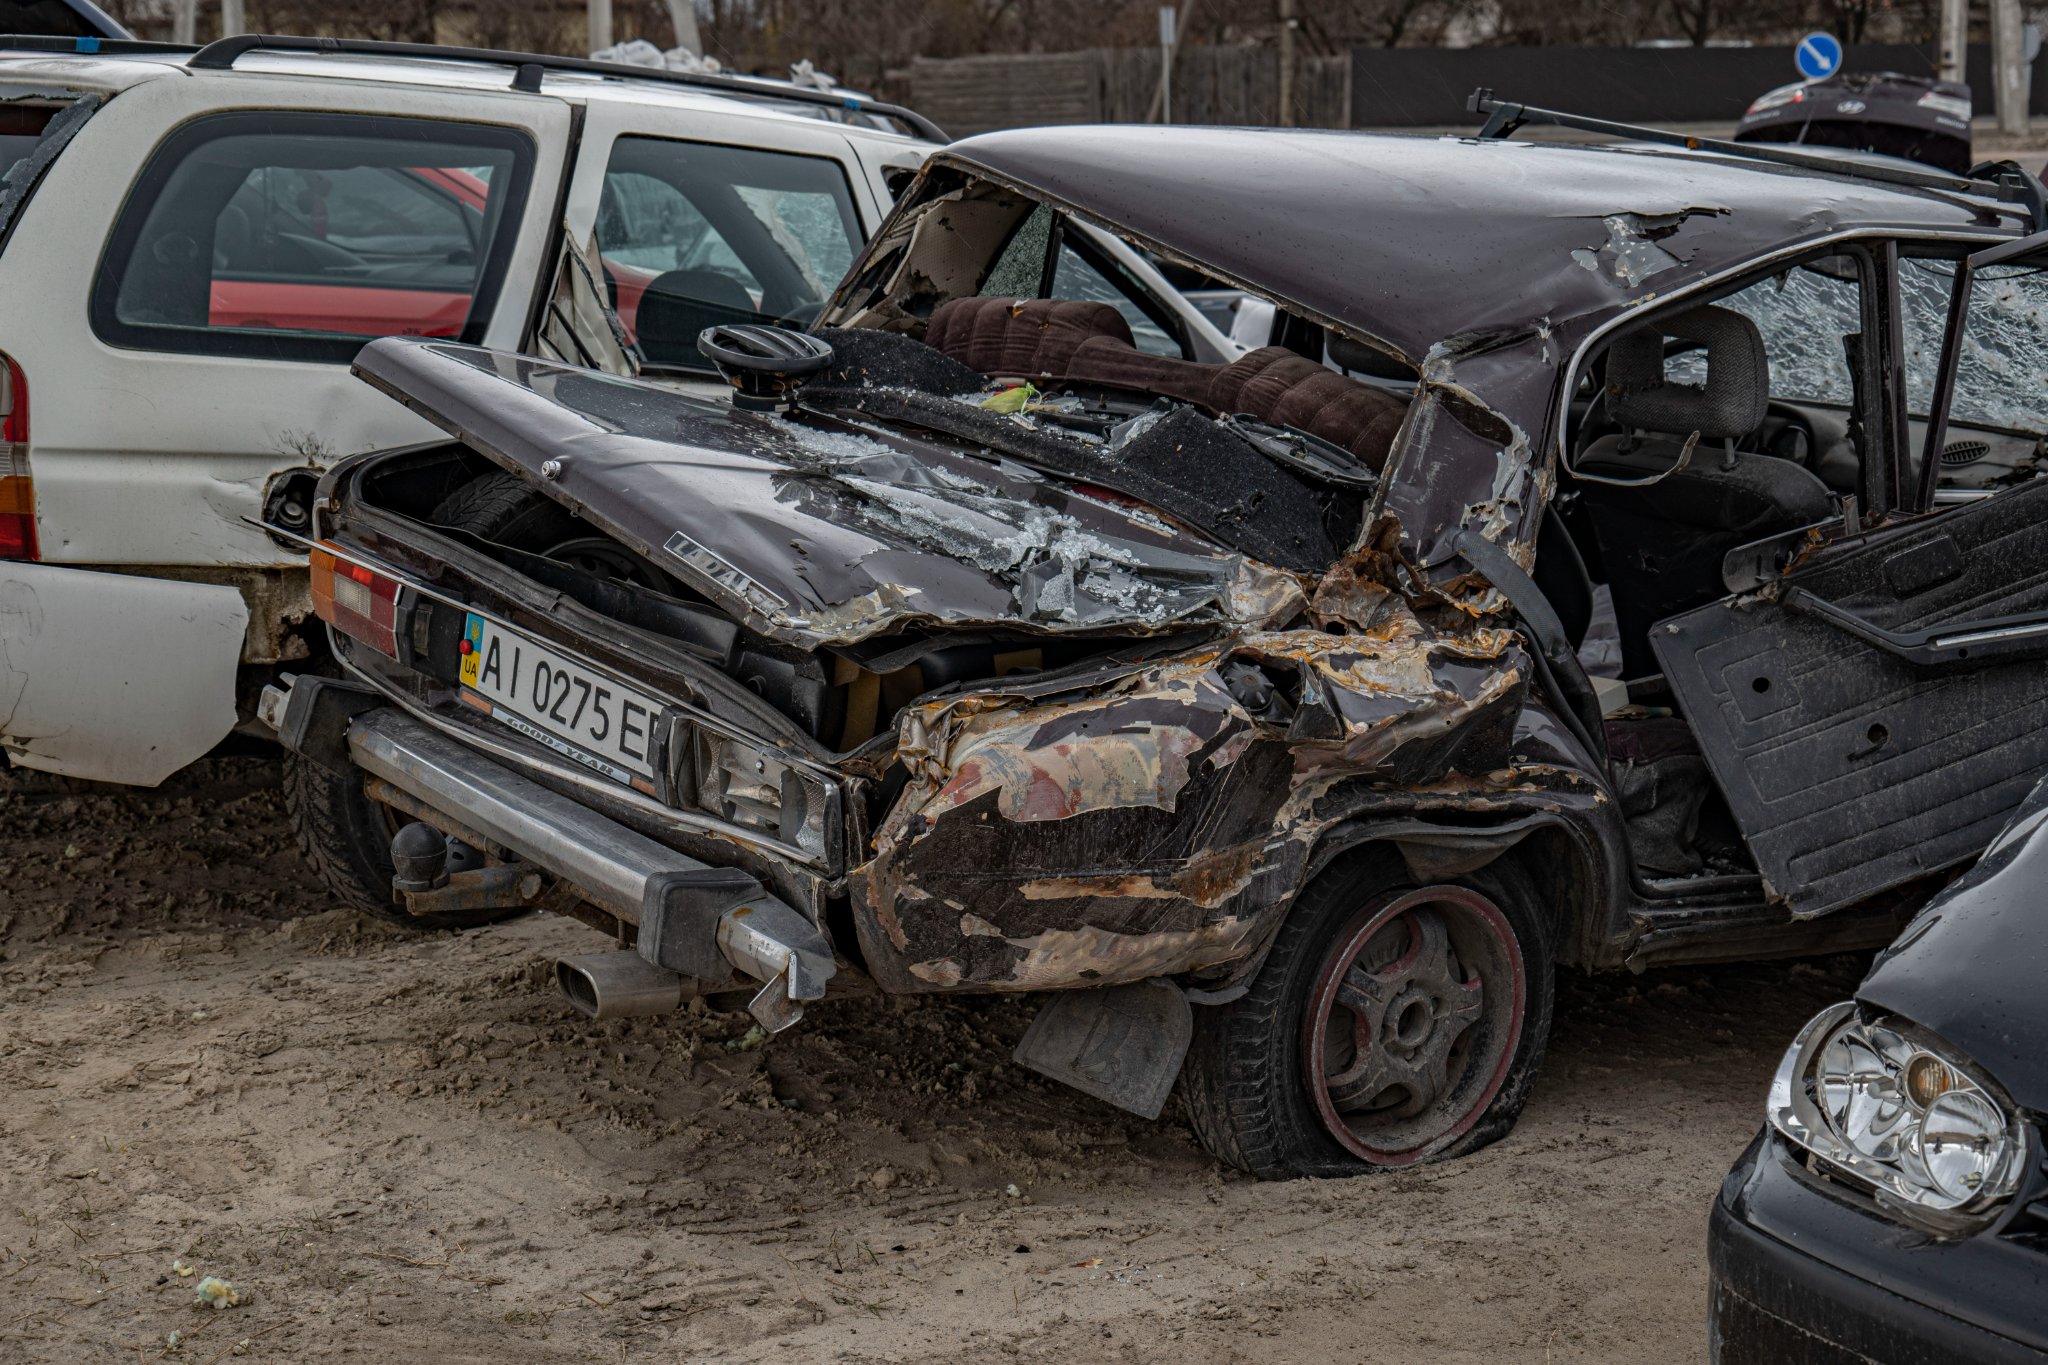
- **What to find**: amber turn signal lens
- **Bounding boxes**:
[1904,1051,1956,1108]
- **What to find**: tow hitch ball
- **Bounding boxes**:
[384,823,540,918]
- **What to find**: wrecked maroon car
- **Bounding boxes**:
[264,124,2048,1177]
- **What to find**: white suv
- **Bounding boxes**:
[0,34,1229,786]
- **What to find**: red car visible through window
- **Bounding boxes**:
[208,165,494,338]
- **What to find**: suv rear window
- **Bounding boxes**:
[91,112,535,363]
[0,104,56,176]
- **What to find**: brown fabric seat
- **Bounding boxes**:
[923,295,1406,471]
[1207,348,1408,472]
[923,296,1134,378]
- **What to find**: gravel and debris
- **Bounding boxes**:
[0,752,1868,1361]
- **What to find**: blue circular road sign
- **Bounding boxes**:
[1795,31,1843,80]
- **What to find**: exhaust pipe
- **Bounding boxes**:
[556,952,693,1021]
[335,707,837,1030]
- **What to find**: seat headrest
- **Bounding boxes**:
[1605,305,1768,440]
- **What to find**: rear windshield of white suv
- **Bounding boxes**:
[91,112,536,362]
[594,137,861,372]
[0,93,100,247]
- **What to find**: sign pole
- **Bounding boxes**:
[1939,0,1968,84]
[1993,0,2031,138]
[1159,6,1176,125]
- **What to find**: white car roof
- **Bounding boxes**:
[0,45,934,149]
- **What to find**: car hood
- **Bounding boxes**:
[1859,775,2048,1109]
[351,338,1304,648]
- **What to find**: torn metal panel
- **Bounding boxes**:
[1376,338,1567,581]
[1570,207,1729,287]
[852,624,1528,994]
[534,223,639,377]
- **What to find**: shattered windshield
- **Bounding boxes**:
[1668,262,1859,406]
[1899,256,2048,437]
[1672,254,2048,438]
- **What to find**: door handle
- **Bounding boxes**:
[1781,587,2048,668]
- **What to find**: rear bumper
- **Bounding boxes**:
[265,677,837,1027]
[1709,1131,2048,1365]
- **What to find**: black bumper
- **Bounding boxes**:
[1709,1130,2048,1365]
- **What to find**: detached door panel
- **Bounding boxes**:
[1654,473,2048,916]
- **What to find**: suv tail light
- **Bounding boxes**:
[0,354,35,561]
[310,546,403,657]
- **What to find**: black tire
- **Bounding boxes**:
[431,468,582,547]
[281,751,513,931]
[279,468,589,932]
[1180,848,1555,1179]
[431,471,672,588]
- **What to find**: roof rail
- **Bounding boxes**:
[0,34,196,56]
[1467,88,2048,232]
[179,34,946,142]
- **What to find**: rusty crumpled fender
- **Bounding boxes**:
[848,599,1531,995]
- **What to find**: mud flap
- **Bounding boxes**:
[1012,979,1193,1120]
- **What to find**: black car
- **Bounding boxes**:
[1735,70,1973,175]
[269,118,2048,1180]
[1710,778,2048,1362]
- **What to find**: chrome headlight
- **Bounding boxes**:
[1769,1002,2027,1227]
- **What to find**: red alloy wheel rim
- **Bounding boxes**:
[1301,884,1526,1166]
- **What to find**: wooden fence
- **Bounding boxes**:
[910,46,1351,138]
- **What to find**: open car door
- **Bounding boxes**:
[1654,233,2048,917]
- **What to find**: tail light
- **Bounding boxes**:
[0,354,35,561]
[310,545,403,657]
[1918,91,1973,121]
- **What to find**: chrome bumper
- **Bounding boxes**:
[267,680,836,1030]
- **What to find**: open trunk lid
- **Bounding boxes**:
[351,338,1302,647]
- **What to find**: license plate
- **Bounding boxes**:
[459,613,665,786]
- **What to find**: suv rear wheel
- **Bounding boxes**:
[1180,851,1554,1178]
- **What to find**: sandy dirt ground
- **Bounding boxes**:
[0,753,1870,1364]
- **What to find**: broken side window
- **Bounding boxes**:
[1897,255,2048,435]
[595,137,863,374]
[1898,255,2048,494]
[1666,260,1860,407]
[977,203,1188,358]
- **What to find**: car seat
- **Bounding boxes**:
[637,269,760,367]
[922,296,1407,470]
[1573,306,1836,678]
